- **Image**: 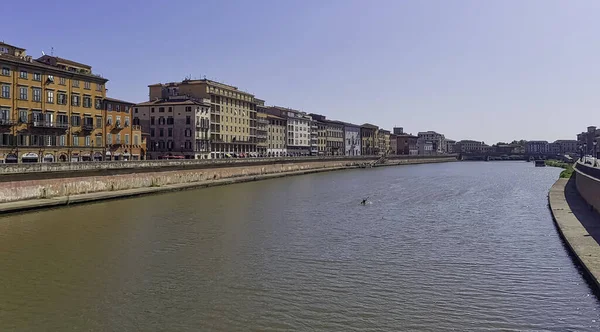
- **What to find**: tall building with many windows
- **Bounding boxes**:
[266,106,312,156]
[0,42,107,163]
[148,79,257,158]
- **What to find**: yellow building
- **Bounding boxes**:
[148,79,257,158]
[0,42,107,162]
[266,114,287,157]
[379,129,391,155]
[103,97,145,160]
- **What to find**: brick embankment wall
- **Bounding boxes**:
[574,162,600,213]
[0,156,456,204]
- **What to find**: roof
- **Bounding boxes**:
[361,123,379,129]
[0,41,25,51]
[149,79,254,96]
[135,99,201,106]
[104,97,135,105]
[266,114,285,120]
[0,53,108,83]
[38,55,92,69]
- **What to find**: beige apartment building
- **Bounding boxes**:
[266,114,286,157]
[149,79,257,158]
[0,42,107,162]
[379,129,391,155]
[135,97,211,160]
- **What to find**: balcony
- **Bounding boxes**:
[82,123,94,131]
[30,121,69,130]
[0,119,15,126]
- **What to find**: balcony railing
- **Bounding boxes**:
[132,125,142,131]
[82,123,94,131]
[0,119,15,126]
[30,121,69,129]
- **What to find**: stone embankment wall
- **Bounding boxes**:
[0,156,456,204]
[574,162,600,213]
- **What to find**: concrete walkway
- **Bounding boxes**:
[549,177,600,290]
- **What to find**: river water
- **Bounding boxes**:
[1,161,599,331]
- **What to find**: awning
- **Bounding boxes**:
[22,152,39,159]
[105,151,111,155]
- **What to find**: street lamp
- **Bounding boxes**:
[594,141,598,166]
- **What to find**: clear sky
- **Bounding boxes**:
[4,0,599,143]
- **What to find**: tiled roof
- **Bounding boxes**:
[104,97,135,105]
[0,53,108,82]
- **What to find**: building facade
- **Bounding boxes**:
[104,97,145,160]
[149,79,257,158]
[256,103,268,157]
[266,114,286,157]
[389,134,398,154]
[0,42,107,163]
[135,97,211,159]
[395,134,418,155]
[379,129,390,155]
[343,123,361,156]
[553,140,578,154]
[266,106,311,156]
[325,120,344,155]
[417,131,445,155]
[361,124,378,155]
[454,140,485,153]
[525,140,549,154]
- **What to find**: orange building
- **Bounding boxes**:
[103,97,146,160]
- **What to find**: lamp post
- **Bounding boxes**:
[594,141,598,166]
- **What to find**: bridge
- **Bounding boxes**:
[459,152,575,162]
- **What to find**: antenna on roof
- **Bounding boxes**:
[41,51,45,56]
[51,47,54,56]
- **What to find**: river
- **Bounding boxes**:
[0,161,599,331]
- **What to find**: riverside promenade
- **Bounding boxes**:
[549,177,600,291]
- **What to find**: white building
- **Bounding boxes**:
[343,123,361,156]
[266,106,311,156]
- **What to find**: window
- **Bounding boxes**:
[96,83,102,91]
[158,117,165,125]
[95,98,102,109]
[85,136,91,147]
[125,134,130,145]
[159,107,165,113]
[116,104,120,112]
[72,134,79,146]
[134,135,139,145]
[150,128,155,137]
[71,94,80,106]
[168,107,172,112]
[19,70,27,79]
[84,81,91,89]
[19,110,27,123]
[125,117,130,126]
[159,128,164,137]
[47,90,54,103]
[59,135,66,146]
[59,77,66,85]
[108,103,112,111]
[72,80,79,88]
[186,116,191,125]
[19,87,27,100]
[1,85,9,98]
[95,136,102,147]
[47,75,54,83]
[83,96,91,108]
[134,108,138,113]
[150,116,155,125]
[96,116,102,128]
[151,107,155,113]
[185,129,191,137]
[107,116,112,125]
[107,133,112,145]
[168,128,173,137]
[57,92,67,105]
[71,115,81,126]
[57,114,68,126]
[125,106,130,113]
[2,67,10,76]
[116,134,121,144]
[33,73,41,81]
[167,116,173,125]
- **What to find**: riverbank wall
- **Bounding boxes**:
[548,177,600,292]
[0,155,456,211]
[573,162,600,214]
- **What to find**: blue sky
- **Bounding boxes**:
[4,0,599,143]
